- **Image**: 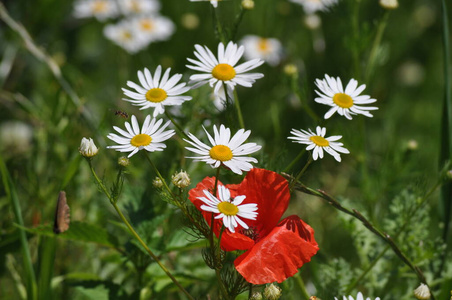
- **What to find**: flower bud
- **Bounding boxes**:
[304,14,321,30]
[406,139,418,151]
[414,283,431,300]
[118,156,130,167]
[263,283,282,300]
[181,13,199,30]
[284,64,298,76]
[379,0,398,9]
[250,291,263,300]
[172,170,191,188]
[153,177,163,189]
[79,137,98,158]
[242,0,254,10]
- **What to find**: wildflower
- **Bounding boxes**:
[284,64,298,76]
[198,185,257,233]
[118,156,130,167]
[181,13,200,30]
[73,0,119,21]
[107,115,175,157]
[414,283,431,300]
[288,126,349,162]
[122,66,191,117]
[0,121,33,155]
[130,14,175,44]
[315,74,378,120]
[190,0,222,7]
[263,283,282,300]
[250,292,263,300]
[304,14,321,29]
[184,124,262,175]
[118,0,160,15]
[189,168,319,284]
[288,0,338,14]
[172,170,191,188]
[379,0,398,9]
[407,139,419,151]
[240,35,283,66]
[79,137,99,158]
[103,19,147,54]
[242,0,255,10]
[186,42,264,96]
[335,292,381,300]
[153,177,164,188]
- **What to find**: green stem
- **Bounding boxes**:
[289,156,313,190]
[351,0,361,80]
[165,110,189,140]
[231,7,246,42]
[283,149,306,173]
[212,7,227,43]
[290,76,319,122]
[294,273,310,300]
[86,160,193,300]
[232,89,245,129]
[0,155,38,300]
[365,11,389,82]
[143,152,174,198]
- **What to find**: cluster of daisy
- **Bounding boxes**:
[289,0,339,14]
[73,0,174,53]
[288,74,378,162]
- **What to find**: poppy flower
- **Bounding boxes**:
[189,168,319,284]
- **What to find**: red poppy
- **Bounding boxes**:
[189,168,319,284]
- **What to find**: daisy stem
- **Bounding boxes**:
[165,110,189,140]
[143,152,174,198]
[283,149,306,173]
[351,0,362,80]
[231,7,246,41]
[289,155,312,190]
[212,6,227,43]
[86,160,194,300]
[364,11,389,82]
[225,83,246,129]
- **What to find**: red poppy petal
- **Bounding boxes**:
[236,169,290,239]
[234,215,319,284]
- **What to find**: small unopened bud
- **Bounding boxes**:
[304,14,321,30]
[153,177,163,189]
[446,170,452,180]
[79,137,98,158]
[263,283,282,300]
[414,283,431,300]
[242,0,254,10]
[172,170,191,188]
[284,64,298,76]
[379,0,398,9]
[309,297,318,300]
[118,156,130,167]
[250,291,263,300]
[406,139,418,151]
[181,13,199,30]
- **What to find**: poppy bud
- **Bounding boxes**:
[414,283,431,300]
[263,283,282,300]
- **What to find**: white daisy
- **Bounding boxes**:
[122,66,192,117]
[198,185,258,233]
[107,115,175,157]
[73,0,119,21]
[118,0,160,15]
[315,74,378,120]
[189,0,222,8]
[103,19,148,54]
[288,126,349,162]
[186,42,264,96]
[130,14,175,44]
[289,0,339,14]
[335,292,381,300]
[184,124,262,175]
[240,35,283,66]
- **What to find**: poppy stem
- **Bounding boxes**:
[293,273,310,300]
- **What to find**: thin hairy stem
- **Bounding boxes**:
[165,110,189,140]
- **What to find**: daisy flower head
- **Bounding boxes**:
[103,19,147,54]
[73,0,119,21]
[107,115,175,157]
[288,126,349,162]
[198,185,258,233]
[130,14,175,44]
[289,0,339,14]
[186,41,264,96]
[315,74,378,120]
[189,0,222,8]
[240,35,283,66]
[184,124,262,175]
[118,0,160,15]
[335,292,381,300]
[122,66,192,117]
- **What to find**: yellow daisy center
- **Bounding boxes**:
[212,64,236,81]
[92,1,107,13]
[146,88,167,103]
[209,145,233,161]
[130,0,141,12]
[310,135,329,147]
[333,93,354,108]
[121,31,133,41]
[218,201,239,216]
[131,134,152,147]
[140,20,154,31]
[258,38,270,53]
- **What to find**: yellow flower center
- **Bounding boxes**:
[131,134,152,147]
[140,20,154,31]
[310,135,329,147]
[209,145,233,161]
[212,64,236,81]
[333,93,354,108]
[146,88,167,103]
[130,0,141,12]
[121,31,133,41]
[218,201,239,216]
[92,1,107,13]
[258,38,270,53]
